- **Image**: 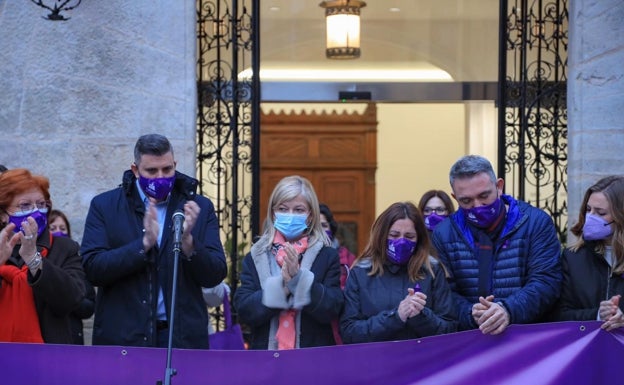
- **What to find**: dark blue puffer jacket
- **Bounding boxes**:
[431,195,562,330]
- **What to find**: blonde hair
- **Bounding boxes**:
[255,175,329,250]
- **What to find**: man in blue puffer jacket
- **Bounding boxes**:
[432,155,561,334]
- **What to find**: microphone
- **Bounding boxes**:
[165,209,185,385]
[172,210,185,252]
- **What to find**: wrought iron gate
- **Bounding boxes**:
[196,0,260,319]
[498,0,569,243]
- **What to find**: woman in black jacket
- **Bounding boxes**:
[552,175,624,330]
[340,201,457,343]
[234,175,343,350]
[0,168,85,343]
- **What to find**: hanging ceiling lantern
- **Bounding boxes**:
[319,0,366,60]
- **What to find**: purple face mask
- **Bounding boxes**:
[52,231,68,238]
[425,213,447,231]
[325,229,333,240]
[386,238,417,265]
[138,174,175,201]
[464,197,504,229]
[583,213,614,241]
[8,209,48,238]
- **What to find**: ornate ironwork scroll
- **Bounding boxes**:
[30,0,82,20]
[196,0,259,327]
[498,0,568,244]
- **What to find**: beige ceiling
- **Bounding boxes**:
[262,1,498,21]
[259,0,500,81]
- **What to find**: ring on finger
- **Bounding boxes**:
[23,235,34,240]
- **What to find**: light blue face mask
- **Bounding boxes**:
[274,212,308,240]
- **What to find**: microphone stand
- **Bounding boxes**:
[162,239,182,385]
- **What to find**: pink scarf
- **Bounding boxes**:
[272,232,308,350]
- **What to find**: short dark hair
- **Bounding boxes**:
[449,155,497,186]
[319,203,338,235]
[134,134,173,165]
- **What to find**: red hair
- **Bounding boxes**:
[0,169,50,213]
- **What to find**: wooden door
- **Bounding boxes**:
[260,103,377,255]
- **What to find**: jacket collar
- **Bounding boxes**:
[451,194,526,247]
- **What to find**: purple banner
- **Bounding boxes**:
[2,321,622,385]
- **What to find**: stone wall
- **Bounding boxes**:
[0,1,197,242]
[568,0,624,234]
[0,1,196,344]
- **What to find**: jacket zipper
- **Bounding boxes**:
[605,265,612,301]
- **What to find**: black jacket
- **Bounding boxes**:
[2,231,86,344]
[234,240,343,349]
[340,259,457,343]
[551,243,624,321]
[81,170,227,348]
[69,277,96,345]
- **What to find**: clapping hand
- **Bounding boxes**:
[281,243,301,286]
[142,202,159,251]
[600,295,624,331]
[0,223,20,266]
[397,288,427,322]
[180,200,200,256]
[18,216,39,266]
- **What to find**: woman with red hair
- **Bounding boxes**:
[0,168,85,343]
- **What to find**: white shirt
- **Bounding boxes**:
[136,180,169,321]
